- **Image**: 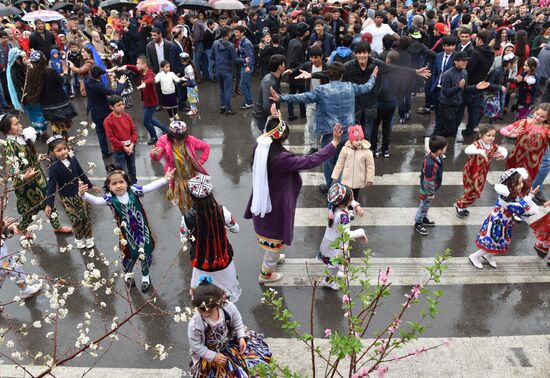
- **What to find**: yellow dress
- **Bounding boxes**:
[167,144,196,211]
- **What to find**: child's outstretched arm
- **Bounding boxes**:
[141,168,175,195]
[222,206,239,233]
[79,180,108,206]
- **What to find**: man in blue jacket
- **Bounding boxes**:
[85,65,127,158]
[309,20,337,62]
[212,26,245,116]
[270,62,378,186]
[234,25,255,109]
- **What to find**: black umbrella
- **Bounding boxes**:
[50,2,74,12]
[0,5,23,17]
[12,0,38,5]
[176,0,213,10]
[98,0,137,11]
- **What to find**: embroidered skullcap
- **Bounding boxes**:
[169,120,187,134]
[262,114,287,140]
[327,182,347,205]
[46,135,64,146]
[109,41,118,49]
[179,52,190,59]
[188,173,213,199]
[503,52,515,62]
[29,50,42,62]
[499,168,528,185]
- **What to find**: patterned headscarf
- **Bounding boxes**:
[6,48,26,110]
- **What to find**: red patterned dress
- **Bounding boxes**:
[503,120,550,182]
[456,140,505,209]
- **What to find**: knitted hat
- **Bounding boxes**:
[188,174,213,199]
[348,125,364,142]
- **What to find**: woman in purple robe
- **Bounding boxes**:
[244,106,343,283]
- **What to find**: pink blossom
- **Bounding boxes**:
[442,339,451,348]
[358,368,368,376]
[394,318,402,328]
[376,366,389,378]
[415,346,427,355]
[401,302,411,308]
[324,329,332,337]
[376,344,386,354]
[342,294,350,304]
[411,284,422,299]
[387,326,395,334]
[352,374,359,378]
[379,267,392,285]
[344,311,351,318]
[390,354,400,362]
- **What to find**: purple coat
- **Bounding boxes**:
[244,143,336,246]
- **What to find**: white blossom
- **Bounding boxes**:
[81,129,89,137]
[33,321,41,328]
[6,340,14,348]
[90,123,96,129]
[80,121,88,126]
[77,140,86,147]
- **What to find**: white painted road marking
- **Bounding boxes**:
[263,256,550,286]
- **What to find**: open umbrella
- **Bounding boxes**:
[0,6,23,17]
[177,0,213,10]
[22,10,64,22]
[98,0,137,11]
[137,0,177,13]
[50,2,74,12]
[213,0,244,10]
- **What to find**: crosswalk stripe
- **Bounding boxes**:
[266,335,550,377]
[288,122,428,132]
[294,206,494,227]
[263,256,550,286]
[0,365,187,377]
[299,171,550,186]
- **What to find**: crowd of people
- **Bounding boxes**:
[0,0,549,376]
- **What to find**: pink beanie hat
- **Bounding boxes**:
[348,125,364,142]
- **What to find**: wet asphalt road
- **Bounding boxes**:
[0,78,549,371]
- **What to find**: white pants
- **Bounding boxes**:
[305,103,318,148]
[261,249,282,274]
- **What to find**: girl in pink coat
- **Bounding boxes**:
[150,121,210,213]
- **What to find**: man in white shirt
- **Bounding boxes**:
[362,11,399,55]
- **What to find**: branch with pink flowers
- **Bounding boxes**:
[256,225,452,377]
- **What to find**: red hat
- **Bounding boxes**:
[434,22,449,35]
[291,10,302,18]
[348,125,364,142]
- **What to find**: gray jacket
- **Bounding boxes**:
[187,302,246,363]
[537,45,550,80]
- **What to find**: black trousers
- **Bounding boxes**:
[371,106,396,152]
[287,81,306,118]
[438,102,462,137]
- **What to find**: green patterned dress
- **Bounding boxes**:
[3,136,61,231]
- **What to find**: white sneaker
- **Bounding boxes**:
[319,278,339,290]
[75,239,86,249]
[278,253,286,264]
[258,272,283,284]
[20,283,41,299]
[85,238,95,249]
[468,255,483,269]
[482,254,497,268]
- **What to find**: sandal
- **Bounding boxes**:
[53,226,73,234]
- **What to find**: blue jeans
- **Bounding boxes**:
[0,79,9,108]
[205,48,214,80]
[239,67,253,105]
[92,116,110,157]
[320,132,349,186]
[143,106,168,140]
[114,151,137,184]
[533,147,550,194]
[415,196,433,224]
[217,70,233,111]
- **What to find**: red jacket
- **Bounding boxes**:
[104,112,137,151]
[126,64,158,107]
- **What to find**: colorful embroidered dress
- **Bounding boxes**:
[456,140,502,209]
[192,309,272,378]
[505,120,550,182]
[476,193,538,254]
[167,144,196,211]
[106,185,154,273]
[3,137,61,231]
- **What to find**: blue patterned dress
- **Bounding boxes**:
[476,194,538,254]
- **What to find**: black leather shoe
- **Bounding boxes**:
[226,111,236,116]
[319,184,328,194]
[147,138,158,145]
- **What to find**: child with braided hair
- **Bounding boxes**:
[180,174,241,302]
[317,183,367,290]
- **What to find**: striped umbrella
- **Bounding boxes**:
[136,0,177,13]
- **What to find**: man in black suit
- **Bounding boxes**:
[145,27,172,74]
[29,19,56,60]
[457,27,475,57]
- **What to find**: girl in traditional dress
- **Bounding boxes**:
[454,124,508,218]
[180,174,241,301]
[317,183,367,290]
[18,50,49,138]
[0,114,73,240]
[188,278,271,377]
[516,57,539,120]
[179,52,199,117]
[244,105,342,283]
[155,60,183,122]
[45,136,98,250]
[501,103,550,184]
[79,167,175,292]
[150,121,209,214]
[468,168,539,269]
